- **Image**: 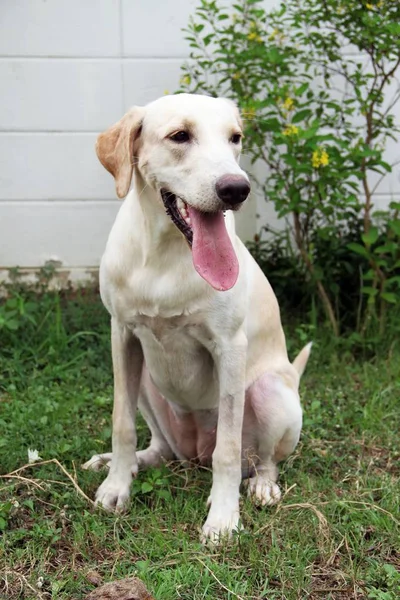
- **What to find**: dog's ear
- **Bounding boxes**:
[96,107,145,199]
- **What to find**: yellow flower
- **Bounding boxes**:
[312,148,329,168]
[283,124,299,137]
[282,97,294,111]
[243,106,256,120]
[269,28,279,40]
[247,31,263,42]
[312,151,320,168]
[269,28,285,43]
[180,75,191,86]
[163,89,170,95]
[232,72,241,80]
[319,149,329,166]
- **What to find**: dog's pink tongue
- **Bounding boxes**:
[187,207,239,291]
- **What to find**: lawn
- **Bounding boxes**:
[0,286,399,599]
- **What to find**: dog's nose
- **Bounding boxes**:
[215,175,251,206]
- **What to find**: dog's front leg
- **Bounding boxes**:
[95,318,143,511]
[202,331,247,543]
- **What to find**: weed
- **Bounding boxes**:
[132,467,172,502]
[366,562,400,600]
[0,500,13,531]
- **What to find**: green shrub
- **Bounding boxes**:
[180,0,400,337]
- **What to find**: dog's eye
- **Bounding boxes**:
[230,133,242,144]
[169,131,190,143]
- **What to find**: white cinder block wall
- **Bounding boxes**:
[0,1,399,279]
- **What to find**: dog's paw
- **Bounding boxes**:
[95,474,132,512]
[82,453,112,472]
[201,508,241,545]
[83,454,139,476]
[247,476,281,506]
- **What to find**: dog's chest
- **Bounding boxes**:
[130,314,219,409]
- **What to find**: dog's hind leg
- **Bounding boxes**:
[136,387,175,469]
[83,385,175,474]
[244,372,302,506]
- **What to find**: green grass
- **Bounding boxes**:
[0,285,399,599]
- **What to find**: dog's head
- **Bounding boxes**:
[96,93,250,291]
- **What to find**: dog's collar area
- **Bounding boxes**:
[161,189,193,247]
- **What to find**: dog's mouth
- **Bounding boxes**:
[161,190,193,247]
[160,189,239,291]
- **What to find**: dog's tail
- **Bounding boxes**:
[292,342,312,377]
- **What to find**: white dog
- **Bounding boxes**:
[83,93,311,542]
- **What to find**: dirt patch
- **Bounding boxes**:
[308,571,365,600]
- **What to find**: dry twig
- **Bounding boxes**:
[0,458,95,507]
[196,557,245,600]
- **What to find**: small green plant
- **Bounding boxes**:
[366,562,400,600]
[132,467,172,502]
[0,292,38,331]
[180,0,400,337]
[0,500,13,531]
